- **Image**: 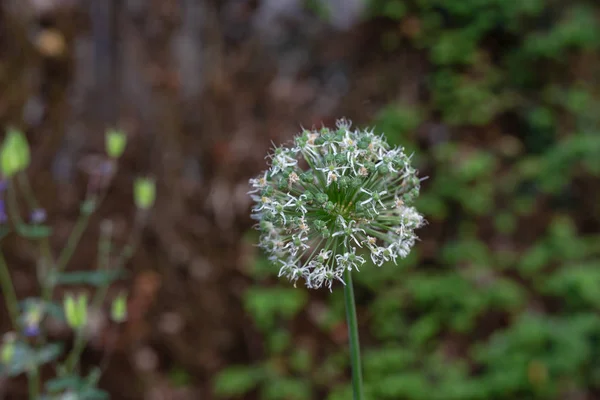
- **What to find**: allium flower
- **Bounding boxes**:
[249,119,425,290]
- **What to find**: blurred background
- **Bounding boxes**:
[1,0,600,399]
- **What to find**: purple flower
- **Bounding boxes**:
[23,304,43,337]
[23,323,40,337]
[29,208,47,224]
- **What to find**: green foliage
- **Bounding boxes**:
[214,365,265,397]
[0,128,149,399]
[244,288,308,331]
[0,342,63,377]
[218,0,600,399]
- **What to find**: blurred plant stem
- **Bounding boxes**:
[0,251,18,328]
[27,369,40,400]
[343,269,364,400]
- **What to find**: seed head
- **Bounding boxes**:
[249,119,424,290]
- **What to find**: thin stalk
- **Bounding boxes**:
[343,269,364,400]
[0,251,19,328]
[27,369,40,400]
[17,172,56,265]
[64,328,87,372]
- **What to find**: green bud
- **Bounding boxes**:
[315,192,328,205]
[313,220,326,230]
[300,172,313,184]
[1,128,30,177]
[261,185,274,197]
[134,177,156,210]
[350,177,362,189]
[277,178,288,191]
[110,292,128,323]
[357,138,370,150]
[304,191,314,203]
[295,132,309,147]
[377,164,389,175]
[324,201,335,213]
[63,293,88,329]
[105,129,127,159]
[1,333,16,365]
[322,132,334,142]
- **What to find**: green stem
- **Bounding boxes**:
[27,369,40,400]
[55,207,93,273]
[0,251,19,328]
[64,327,87,373]
[343,269,364,400]
[42,199,96,303]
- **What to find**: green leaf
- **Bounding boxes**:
[0,342,63,377]
[0,226,10,241]
[213,365,264,397]
[45,376,82,393]
[55,270,125,286]
[19,297,65,321]
[79,387,110,400]
[261,377,312,400]
[15,223,52,239]
[46,369,107,397]
[37,343,64,365]
[244,288,308,330]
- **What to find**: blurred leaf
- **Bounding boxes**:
[214,365,264,397]
[261,377,312,400]
[55,270,124,286]
[15,223,52,238]
[0,342,63,377]
[244,287,308,331]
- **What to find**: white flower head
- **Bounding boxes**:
[250,119,424,289]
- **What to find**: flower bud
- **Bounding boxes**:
[105,129,127,159]
[1,128,30,177]
[110,292,128,323]
[63,293,88,329]
[1,333,16,365]
[134,177,156,210]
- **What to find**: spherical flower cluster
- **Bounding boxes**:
[249,119,424,290]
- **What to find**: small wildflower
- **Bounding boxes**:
[249,119,424,290]
[23,303,44,337]
[29,208,47,224]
